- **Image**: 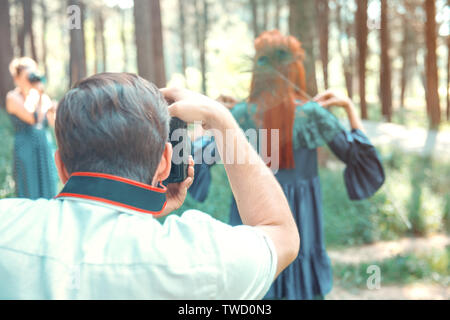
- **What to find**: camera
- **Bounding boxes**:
[28,72,46,84]
[164,117,190,184]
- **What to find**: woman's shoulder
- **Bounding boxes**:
[6,89,20,100]
[293,100,345,150]
[231,101,257,128]
[5,89,21,113]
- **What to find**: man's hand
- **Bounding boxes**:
[158,155,195,218]
[160,87,231,129]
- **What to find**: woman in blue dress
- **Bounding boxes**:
[189,30,385,299]
[5,57,57,199]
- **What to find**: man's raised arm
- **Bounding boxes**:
[161,88,300,278]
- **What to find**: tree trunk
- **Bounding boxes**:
[380,0,392,122]
[120,8,128,71]
[178,0,187,82]
[262,0,269,31]
[0,0,15,107]
[194,0,208,95]
[250,0,259,38]
[93,9,107,72]
[40,0,48,77]
[424,0,441,128]
[274,0,281,30]
[447,33,449,121]
[94,10,100,73]
[289,0,318,96]
[134,0,166,87]
[19,0,38,62]
[336,1,354,99]
[69,0,87,87]
[316,0,329,89]
[356,0,368,119]
[447,8,449,121]
[149,0,166,87]
[99,12,107,72]
[400,15,409,109]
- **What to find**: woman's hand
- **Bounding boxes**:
[313,90,353,111]
[216,94,238,110]
[160,87,232,129]
[313,90,364,131]
[158,155,195,218]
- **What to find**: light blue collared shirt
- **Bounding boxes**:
[0,197,277,299]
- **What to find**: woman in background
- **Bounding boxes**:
[189,30,385,300]
[5,57,57,199]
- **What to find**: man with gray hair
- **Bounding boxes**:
[0,73,299,299]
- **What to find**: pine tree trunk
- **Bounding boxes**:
[120,8,128,71]
[356,0,368,119]
[149,0,166,87]
[262,0,269,31]
[380,0,392,122]
[446,12,449,121]
[134,0,154,82]
[336,1,354,99]
[400,15,408,109]
[274,0,281,30]
[0,0,14,107]
[40,0,48,77]
[99,12,107,72]
[178,0,187,82]
[69,0,87,87]
[424,0,441,128]
[289,0,318,96]
[94,9,106,72]
[250,0,259,38]
[134,0,166,87]
[316,0,329,89]
[18,0,38,61]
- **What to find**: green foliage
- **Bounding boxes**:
[165,165,232,223]
[333,246,450,288]
[0,109,15,198]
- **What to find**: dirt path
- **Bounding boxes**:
[327,283,449,300]
[328,234,449,265]
[326,234,449,300]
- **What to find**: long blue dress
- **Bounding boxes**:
[189,101,385,300]
[10,114,57,199]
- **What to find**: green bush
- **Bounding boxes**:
[333,246,450,288]
[0,109,15,198]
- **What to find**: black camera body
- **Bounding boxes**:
[28,72,45,84]
[164,117,190,184]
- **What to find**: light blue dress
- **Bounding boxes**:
[10,114,57,199]
[189,101,385,300]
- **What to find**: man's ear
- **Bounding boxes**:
[152,143,173,186]
[55,150,70,184]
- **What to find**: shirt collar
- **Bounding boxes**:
[55,172,167,215]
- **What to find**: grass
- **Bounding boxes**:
[333,246,450,288]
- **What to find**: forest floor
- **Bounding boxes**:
[326,234,450,300]
[362,120,450,160]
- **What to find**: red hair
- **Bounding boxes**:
[249,30,307,169]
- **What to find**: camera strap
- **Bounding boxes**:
[55,172,167,215]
